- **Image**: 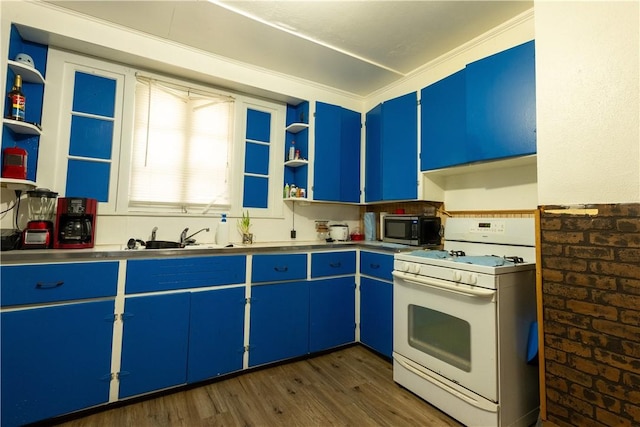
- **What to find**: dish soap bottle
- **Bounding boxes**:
[215,213,229,246]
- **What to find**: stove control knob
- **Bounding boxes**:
[395,261,409,272]
[466,274,478,285]
[452,271,462,282]
[408,263,421,274]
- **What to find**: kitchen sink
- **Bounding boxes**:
[144,240,183,249]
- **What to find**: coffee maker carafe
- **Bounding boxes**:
[54,197,97,249]
[22,188,58,249]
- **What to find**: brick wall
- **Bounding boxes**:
[540,203,640,427]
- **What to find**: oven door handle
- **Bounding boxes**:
[392,271,495,299]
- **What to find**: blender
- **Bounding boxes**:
[22,188,58,249]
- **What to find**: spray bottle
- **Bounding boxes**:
[215,213,229,246]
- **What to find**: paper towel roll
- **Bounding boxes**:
[364,212,375,241]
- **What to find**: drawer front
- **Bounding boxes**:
[126,255,246,294]
[311,251,356,278]
[1,262,118,307]
[360,251,394,281]
[251,253,307,283]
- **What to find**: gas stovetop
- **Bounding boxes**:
[395,249,535,276]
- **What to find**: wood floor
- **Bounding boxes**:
[54,345,463,427]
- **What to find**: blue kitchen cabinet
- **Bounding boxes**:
[309,277,356,352]
[364,104,383,202]
[1,300,114,427]
[465,40,536,162]
[359,251,394,357]
[420,69,467,170]
[360,278,393,358]
[244,108,272,208]
[313,101,361,203]
[365,92,418,202]
[251,253,307,283]
[119,292,191,398]
[188,287,246,383]
[309,251,357,352]
[249,281,310,367]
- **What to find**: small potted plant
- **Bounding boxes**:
[237,210,252,244]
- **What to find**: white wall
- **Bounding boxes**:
[534,1,640,205]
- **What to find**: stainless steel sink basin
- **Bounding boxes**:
[144,240,184,249]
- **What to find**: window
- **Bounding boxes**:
[130,76,235,209]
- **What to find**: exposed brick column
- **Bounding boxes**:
[539,204,640,427]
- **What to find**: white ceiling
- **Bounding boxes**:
[46,0,532,97]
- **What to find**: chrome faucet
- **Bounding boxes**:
[180,227,210,245]
[151,226,158,241]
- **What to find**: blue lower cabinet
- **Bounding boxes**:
[360,277,393,358]
[249,281,309,366]
[188,288,246,383]
[1,300,114,427]
[309,277,356,352]
[119,293,190,398]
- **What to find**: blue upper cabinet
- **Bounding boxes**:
[420,40,536,170]
[466,40,536,162]
[313,102,361,203]
[420,69,467,170]
[243,108,272,208]
[364,104,382,202]
[365,92,418,202]
[65,71,117,201]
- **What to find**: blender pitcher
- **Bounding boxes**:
[22,188,58,249]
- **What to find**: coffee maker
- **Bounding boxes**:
[22,188,58,249]
[54,197,97,249]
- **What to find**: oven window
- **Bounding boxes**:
[408,305,471,372]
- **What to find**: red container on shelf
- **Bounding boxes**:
[2,147,27,180]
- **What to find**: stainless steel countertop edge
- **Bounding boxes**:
[0,241,418,264]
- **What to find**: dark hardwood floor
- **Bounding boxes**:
[54,345,462,427]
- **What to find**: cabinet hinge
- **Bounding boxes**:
[417,99,421,106]
[244,345,250,352]
[245,297,251,304]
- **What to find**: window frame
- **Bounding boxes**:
[43,48,286,219]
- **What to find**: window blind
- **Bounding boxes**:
[130,77,234,208]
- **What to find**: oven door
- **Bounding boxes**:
[392,270,498,401]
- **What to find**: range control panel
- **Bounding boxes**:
[469,221,505,234]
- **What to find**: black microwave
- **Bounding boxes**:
[383,215,441,246]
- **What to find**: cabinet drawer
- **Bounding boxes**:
[252,253,307,283]
[126,255,246,294]
[311,251,356,278]
[1,262,118,307]
[360,251,394,281]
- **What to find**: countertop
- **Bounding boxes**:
[0,240,420,265]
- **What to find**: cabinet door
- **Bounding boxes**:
[249,281,309,366]
[365,93,417,202]
[309,277,355,352]
[1,300,114,427]
[364,103,383,202]
[119,293,190,398]
[466,40,536,162]
[381,92,418,200]
[360,277,393,358]
[188,288,246,383]
[420,69,468,170]
[314,102,361,202]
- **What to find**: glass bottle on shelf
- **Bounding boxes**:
[7,75,26,121]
